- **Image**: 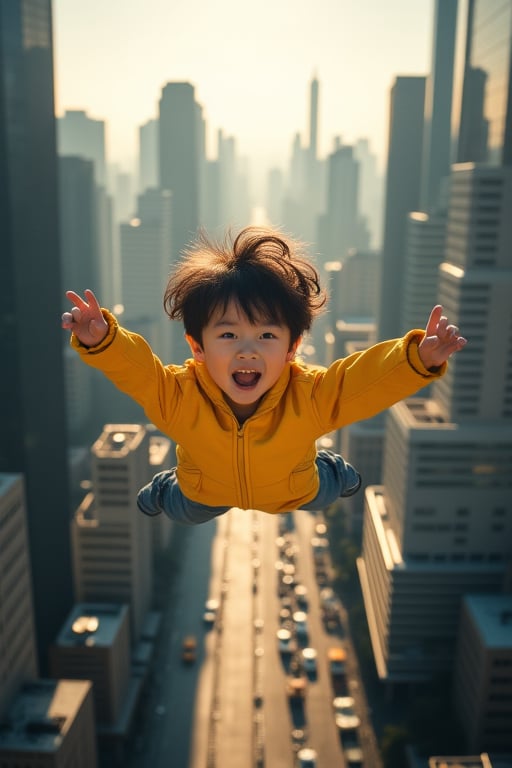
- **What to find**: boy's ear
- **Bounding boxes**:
[286,336,302,361]
[185,334,205,361]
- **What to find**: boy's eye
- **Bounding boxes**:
[220,332,236,339]
[261,332,276,339]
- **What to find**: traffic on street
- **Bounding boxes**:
[128,506,381,768]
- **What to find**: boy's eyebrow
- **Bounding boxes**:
[212,317,284,328]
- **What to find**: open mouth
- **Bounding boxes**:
[232,369,262,388]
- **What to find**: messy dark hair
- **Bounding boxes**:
[163,226,327,346]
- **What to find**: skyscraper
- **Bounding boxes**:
[0,474,37,715]
[158,81,199,262]
[376,76,426,341]
[72,425,154,641]
[358,0,512,687]
[120,188,172,360]
[58,156,100,294]
[138,117,158,193]
[0,0,73,671]
[420,0,458,212]
[158,82,201,362]
[57,109,106,186]
[456,0,512,166]
[322,142,362,261]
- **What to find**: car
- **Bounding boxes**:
[297,747,317,767]
[181,635,197,663]
[203,598,220,625]
[301,647,318,674]
[286,675,306,700]
[293,610,308,640]
[291,727,308,752]
[332,696,360,731]
[277,627,296,655]
[294,584,308,607]
[343,745,364,767]
[327,646,347,676]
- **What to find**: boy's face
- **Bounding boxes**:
[186,300,300,421]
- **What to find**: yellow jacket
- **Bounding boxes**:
[71,310,445,513]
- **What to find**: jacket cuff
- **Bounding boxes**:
[70,309,118,355]
[405,330,447,379]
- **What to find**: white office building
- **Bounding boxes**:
[72,425,155,641]
[358,164,512,683]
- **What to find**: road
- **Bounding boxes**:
[128,506,381,768]
[128,521,216,768]
[190,508,348,768]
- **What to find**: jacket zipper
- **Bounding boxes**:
[236,425,250,509]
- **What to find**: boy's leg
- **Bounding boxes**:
[137,469,230,525]
[301,450,361,511]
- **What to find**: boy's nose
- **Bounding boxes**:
[236,345,258,359]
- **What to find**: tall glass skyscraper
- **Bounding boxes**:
[457,0,512,165]
[0,0,73,672]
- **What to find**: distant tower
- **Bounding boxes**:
[308,75,319,160]
[304,74,324,243]
[120,188,172,359]
[354,139,384,250]
[57,109,106,186]
[158,82,201,363]
[139,118,158,193]
[323,143,360,261]
[57,109,115,305]
[0,0,73,672]
[376,76,426,341]
[420,0,458,212]
[158,81,200,261]
[58,156,100,294]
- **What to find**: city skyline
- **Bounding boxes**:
[53,0,437,176]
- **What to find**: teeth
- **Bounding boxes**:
[236,369,257,374]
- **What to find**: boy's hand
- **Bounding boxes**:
[61,289,109,348]
[418,305,467,370]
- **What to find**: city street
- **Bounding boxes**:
[128,506,380,768]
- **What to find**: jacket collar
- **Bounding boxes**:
[188,359,293,418]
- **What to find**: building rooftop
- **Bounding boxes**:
[464,594,512,649]
[55,602,129,648]
[0,679,91,752]
[92,424,146,458]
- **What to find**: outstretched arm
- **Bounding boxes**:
[418,305,467,370]
[61,289,109,348]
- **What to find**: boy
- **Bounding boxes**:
[62,227,466,525]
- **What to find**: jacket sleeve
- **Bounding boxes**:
[310,329,446,431]
[69,309,181,426]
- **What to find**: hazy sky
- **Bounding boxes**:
[52,0,434,174]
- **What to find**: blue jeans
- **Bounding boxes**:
[137,449,361,526]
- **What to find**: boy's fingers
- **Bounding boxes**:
[65,290,85,307]
[425,305,442,336]
[84,289,101,312]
